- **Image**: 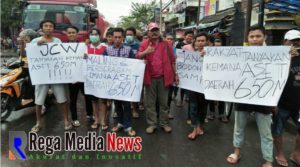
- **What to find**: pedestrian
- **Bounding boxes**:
[30,20,72,132]
[124,27,141,119]
[175,30,194,108]
[206,37,228,123]
[272,29,300,167]
[165,34,177,119]
[137,22,179,134]
[102,28,114,47]
[183,32,209,140]
[104,27,136,136]
[226,26,273,167]
[85,28,108,130]
[18,29,38,106]
[66,25,93,127]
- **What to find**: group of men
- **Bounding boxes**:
[17,19,300,167]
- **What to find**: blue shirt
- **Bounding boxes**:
[124,39,140,55]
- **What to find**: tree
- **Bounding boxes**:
[1,0,21,36]
[117,1,157,31]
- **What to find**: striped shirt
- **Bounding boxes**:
[103,44,134,58]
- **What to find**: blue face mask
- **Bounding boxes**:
[89,35,100,43]
[126,35,134,43]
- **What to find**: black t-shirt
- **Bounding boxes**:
[235,104,273,114]
[278,55,300,112]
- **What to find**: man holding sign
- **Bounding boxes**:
[226,26,274,167]
[104,27,136,137]
[30,20,71,132]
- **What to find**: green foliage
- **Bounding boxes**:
[1,0,22,35]
[117,1,157,31]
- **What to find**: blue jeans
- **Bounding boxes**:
[114,100,132,129]
[233,111,273,162]
[187,91,207,127]
[272,107,300,135]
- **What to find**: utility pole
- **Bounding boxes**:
[197,0,201,26]
[258,0,265,27]
[244,0,252,46]
[160,0,163,34]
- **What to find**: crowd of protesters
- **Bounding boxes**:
[14,19,300,167]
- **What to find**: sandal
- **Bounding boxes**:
[220,116,229,123]
[275,156,288,167]
[187,131,200,140]
[290,156,300,166]
[91,123,100,129]
[125,128,136,137]
[72,120,81,127]
[65,124,73,130]
[262,163,273,167]
[111,123,123,132]
[207,114,215,120]
[226,153,241,164]
[31,124,41,133]
[101,124,108,131]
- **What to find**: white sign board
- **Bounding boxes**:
[84,55,145,102]
[176,49,204,93]
[203,46,291,106]
[26,43,86,85]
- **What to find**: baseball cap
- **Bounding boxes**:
[147,22,159,31]
[284,30,300,40]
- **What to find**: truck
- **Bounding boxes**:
[12,0,110,42]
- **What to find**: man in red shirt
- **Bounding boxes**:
[137,22,179,134]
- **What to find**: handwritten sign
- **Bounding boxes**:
[203,46,291,106]
[26,43,86,85]
[84,55,145,102]
[176,49,204,93]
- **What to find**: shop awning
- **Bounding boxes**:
[197,7,236,34]
[264,10,298,30]
[265,0,300,13]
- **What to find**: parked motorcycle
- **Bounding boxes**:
[1,58,53,121]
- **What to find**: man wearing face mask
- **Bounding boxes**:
[124,27,141,119]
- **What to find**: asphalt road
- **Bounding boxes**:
[0,92,298,167]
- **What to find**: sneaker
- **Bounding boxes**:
[161,125,172,133]
[146,126,157,134]
[113,112,118,118]
[72,120,80,127]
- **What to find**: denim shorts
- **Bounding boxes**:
[272,107,300,135]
